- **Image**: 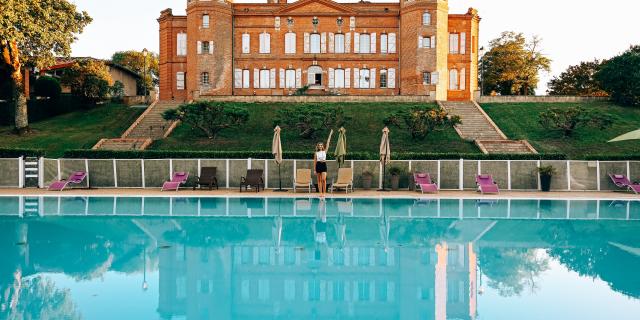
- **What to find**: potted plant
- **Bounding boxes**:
[388,166,404,191]
[538,165,556,192]
[361,170,374,190]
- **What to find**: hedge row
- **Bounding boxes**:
[0,148,46,158]
[583,154,640,161]
[62,149,568,160]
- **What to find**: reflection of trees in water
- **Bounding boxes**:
[478,248,549,297]
[2,276,80,320]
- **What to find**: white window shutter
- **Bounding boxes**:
[197,41,202,54]
[388,33,396,53]
[388,68,396,88]
[328,33,334,53]
[371,33,376,53]
[328,68,335,88]
[380,34,387,54]
[321,32,327,53]
[353,32,360,53]
[460,68,466,90]
[234,69,242,88]
[242,70,250,88]
[279,69,285,88]
[304,33,310,53]
[353,68,360,88]
[266,33,271,53]
[431,72,439,85]
[242,34,250,53]
[418,36,423,49]
[345,32,351,53]
[431,36,436,48]
[270,68,276,88]
[460,32,466,54]
[209,41,214,54]
[370,68,376,88]
[296,69,302,88]
[253,69,259,88]
[345,68,351,88]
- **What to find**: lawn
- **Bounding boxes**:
[482,102,640,158]
[0,103,143,157]
[152,102,480,154]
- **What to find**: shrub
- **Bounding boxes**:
[274,104,350,139]
[34,76,61,99]
[163,101,249,141]
[61,59,113,103]
[0,148,45,158]
[538,106,613,137]
[110,81,125,101]
[384,106,461,140]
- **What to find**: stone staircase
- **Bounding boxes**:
[439,101,537,154]
[93,100,181,151]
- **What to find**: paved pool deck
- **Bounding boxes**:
[1,188,639,200]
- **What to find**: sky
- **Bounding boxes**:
[70,0,640,94]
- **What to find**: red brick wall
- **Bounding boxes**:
[158,9,187,101]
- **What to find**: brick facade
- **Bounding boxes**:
[158,0,479,101]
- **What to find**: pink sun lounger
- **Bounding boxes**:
[414,173,438,193]
[476,174,500,194]
[609,174,640,194]
[48,171,87,191]
[162,172,189,191]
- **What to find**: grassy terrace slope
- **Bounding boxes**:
[0,104,143,157]
[483,102,640,158]
[152,102,479,154]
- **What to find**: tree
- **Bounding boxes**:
[538,106,613,137]
[548,60,609,96]
[111,50,159,94]
[0,0,91,133]
[274,104,349,139]
[163,101,249,140]
[479,247,549,297]
[384,106,461,140]
[34,76,62,99]
[481,32,551,95]
[596,45,640,106]
[110,80,125,101]
[61,59,113,103]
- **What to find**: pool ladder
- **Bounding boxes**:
[23,157,40,188]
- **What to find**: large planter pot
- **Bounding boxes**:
[361,175,373,190]
[391,175,400,191]
[540,174,552,192]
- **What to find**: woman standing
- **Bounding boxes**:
[314,130,333,198]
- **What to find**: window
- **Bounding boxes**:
[449,69,459,90]
[201,41,209,54]
[234,69,250,89]
[308,66,322,86]
[359,69,370,88]
[177,33,187,56]
[259,69,270,89]
[380,69,387,88]
[202,14,209,28]
[422,12,431,25]
[420,36,431,49]
[242,69,250,88]
[259,32,270,54]
[284,32,296,54]
[449,33,460,54]
[359,33,371,53]
[380,34,388,53]
[176,72,185,90]
[334,33,345,53]
[310,33,321,54]
[200,72,210,86]
[242,34,250,54]
[285,69,296,88]
[334,69,345,88]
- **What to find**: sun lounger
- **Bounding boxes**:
[476,174,500,194]
[414,172,438,193]
[609,174,640,194]
[193,167,218,190]
[48,171,87,191]
[293,169,312,193]
[162,172,189,191]
[240,169,264,192]
[331,168,354,194]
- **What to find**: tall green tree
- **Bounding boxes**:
[111,50,159,94]
[481,32,551,95]
[0,0,91,134]
[596,45,640,106]
[548,60,608,96]
[61,59,113,103]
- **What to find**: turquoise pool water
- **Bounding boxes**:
[0,197,639,319]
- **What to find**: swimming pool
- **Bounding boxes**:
[1,196,639,319]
